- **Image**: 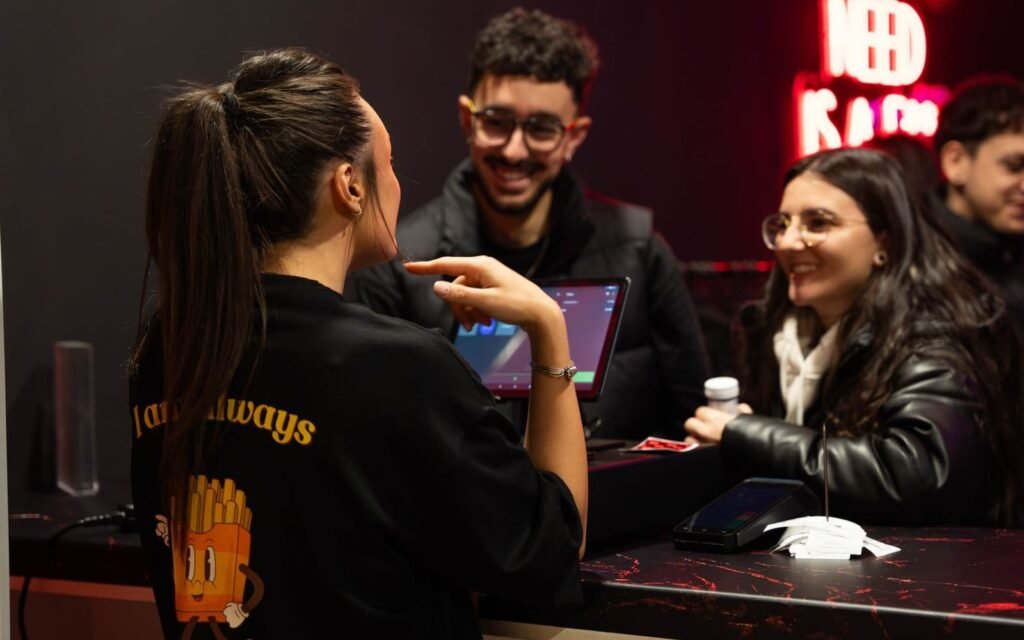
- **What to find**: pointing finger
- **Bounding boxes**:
[405,256,485,278]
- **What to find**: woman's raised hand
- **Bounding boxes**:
[406,256,586,555]
[404,256,562,335]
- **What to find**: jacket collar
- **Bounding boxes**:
[930,190,1024,275]
[438,159,595,275]
[835,322,873,371]
[833,314,967,373]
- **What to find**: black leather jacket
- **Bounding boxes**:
[723,325,998,526]
[350,160,709,439]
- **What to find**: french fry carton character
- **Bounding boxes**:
[165,475,263,632]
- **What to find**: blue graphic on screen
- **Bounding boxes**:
[455,284,620,394]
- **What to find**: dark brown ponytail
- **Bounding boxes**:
[144,84,260,549]
[135,48,374,548]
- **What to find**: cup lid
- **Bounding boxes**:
[704,376,739,399]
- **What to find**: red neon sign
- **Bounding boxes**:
[822,0,926,86]
[795,0,948,157]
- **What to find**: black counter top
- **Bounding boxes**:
[15,454,1023,638]
[481,527,1024,638]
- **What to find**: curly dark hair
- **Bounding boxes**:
[467,8,599,107]
[934,74,1024,155]
[739,147,1024,525]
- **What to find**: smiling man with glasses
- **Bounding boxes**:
[352,8,709,441]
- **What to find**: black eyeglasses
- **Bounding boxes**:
[466,98,578,153]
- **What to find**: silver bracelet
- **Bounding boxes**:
[530,360,578,380]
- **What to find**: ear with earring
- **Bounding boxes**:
[346,179,364,220]
[873,250,888,267]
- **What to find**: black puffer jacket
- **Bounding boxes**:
[930,191,1024,339]
[351,160,709,440]
[723,323,998,526]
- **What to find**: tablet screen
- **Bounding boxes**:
[453,278,629,399]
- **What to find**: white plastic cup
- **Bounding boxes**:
[54,341,99,496]
[704,376,740,415]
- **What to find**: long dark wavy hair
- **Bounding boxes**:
[738,147,1024,525]
[130,48,381,550]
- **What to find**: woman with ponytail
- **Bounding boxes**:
[130,48,587,639]
[685,148,1024,527]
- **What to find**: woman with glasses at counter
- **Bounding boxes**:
[685,147,1024,527]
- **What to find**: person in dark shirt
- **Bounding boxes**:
[130,47,587,639]
[350,8,709,440]
[932,76,1024,334]
[685,148,1024,527]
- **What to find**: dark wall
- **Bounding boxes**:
[1,0,1021,490]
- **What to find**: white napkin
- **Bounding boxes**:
[764,515,900,559]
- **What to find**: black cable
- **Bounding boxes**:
[17,505,136,640]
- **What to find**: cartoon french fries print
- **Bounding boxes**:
[160,475,264,638]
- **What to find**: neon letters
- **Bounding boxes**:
[795,0,948,156]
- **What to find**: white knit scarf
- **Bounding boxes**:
[773,314,839,425]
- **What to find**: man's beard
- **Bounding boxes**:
[475,158,555,217]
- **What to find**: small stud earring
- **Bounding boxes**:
[873,250,888,267]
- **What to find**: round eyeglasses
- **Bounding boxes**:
[466,98,578,154]
[761,210,836,250]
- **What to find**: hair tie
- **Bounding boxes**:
[221,88,240,118]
